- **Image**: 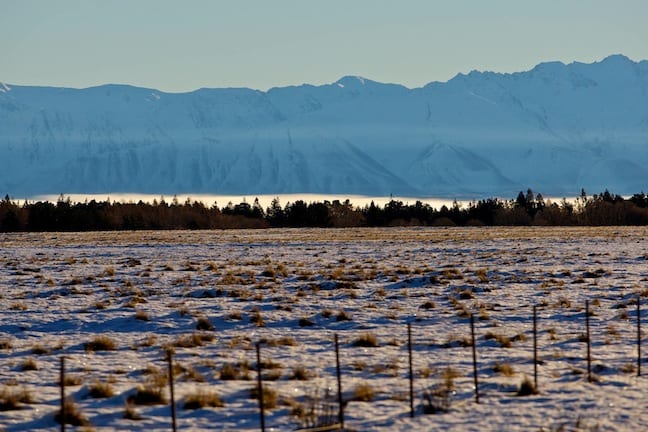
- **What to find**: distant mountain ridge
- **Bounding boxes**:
[1,54,647,198]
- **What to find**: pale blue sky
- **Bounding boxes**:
[2,0,647,92]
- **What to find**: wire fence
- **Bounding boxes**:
[4,296,646,431]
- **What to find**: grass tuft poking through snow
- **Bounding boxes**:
[84,335,117,352]
[3,227,648,430]
[183,389,224,409]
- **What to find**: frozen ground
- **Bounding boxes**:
[1,227,648,431]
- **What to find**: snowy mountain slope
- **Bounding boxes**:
[1,54,647,198]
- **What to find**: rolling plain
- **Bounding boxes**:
[1,227,648,431]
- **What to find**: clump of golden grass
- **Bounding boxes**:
[134,309,150,321]
[183,390,224,409]
[353,333,379,348]
[172,332,215,348]
[61,374,83,386]
[84,335,117,352]
[335,310,352,321]
[516,375,539,396]
[262,336,297,347]
[297,316,315,326]
[219,362,251,380]
[55,397,90,427]
[249,386,278,409]
[250,310,265,327]
[31,343,50,355]
[139,334,157,347]
[422,367,458,414]
[19,358,38,371]
[196,316,215,331]
[290,365,313,381]
[492,362,515,376]
[131,384,167,405]
[123,401,142,420]
[88,381,115,398]
[351,382,376,401]
[0,386,34,410]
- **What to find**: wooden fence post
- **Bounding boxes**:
[533,304,538,390]
[585,300,592,383]
[168,350,177,432]
[408,322,414,418]
[638,295,642,377]
[256,342,266,432]
[334,333,344,430]
[470,314,479,403]
[60,356,65,432]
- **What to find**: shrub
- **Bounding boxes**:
[475,269,489,283]
[85,335,117,352]
[516,375,538,396]
[19,358,38,371]
[173,332,214,348]
[353,333,379,348]
[290,365,313,381]
[265,336,297,347]
[182,366,206,382]
[422,367,457,414]
[250,310,265,327]
[484,331,512,348]
[621,363,637,374]
[249,386,278,409]
[31,344,50,355]
[0,386,34,410]
[219,363,240,380]
[351,382,376,402]
[196,316,215,331]
[135,309,150,321]
[140,334,157,347]
[442,334,472,348]
[55,398,90,427]
[420,300,436,310]
[88,381,114,398]
[132,384,167,405]
[492,362,515,377]
[258,359,282,370]
[335,310,352,321]
[478,307,491,321]
[62,374,83,386]
[298,317,315,327]
[263,370,282,381]
[371,358,399,376]
[227,310,243,320]
[123,401,142,420]
[183,390,224,409]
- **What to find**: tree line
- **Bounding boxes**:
[2,189,648,232]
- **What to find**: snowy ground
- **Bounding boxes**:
[1,227,648,431]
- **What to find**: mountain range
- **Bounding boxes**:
[1,54,647,199]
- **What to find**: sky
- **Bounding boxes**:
[1,0,648,93]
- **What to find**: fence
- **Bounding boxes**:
[6,296,646,431]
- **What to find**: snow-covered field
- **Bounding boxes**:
[1,227,648,431]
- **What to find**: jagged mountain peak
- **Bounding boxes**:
[598,53,635,64]
[335,75,373,87]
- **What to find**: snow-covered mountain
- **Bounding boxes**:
[2,54,647,198]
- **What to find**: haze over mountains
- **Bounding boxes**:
[1,54,647,199]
